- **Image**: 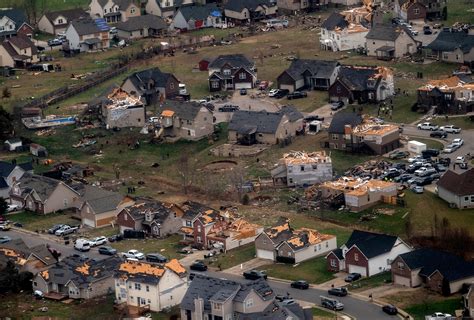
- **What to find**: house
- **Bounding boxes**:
[89,0,141,23]
[0,8,33,39]
[33,255,121,300]
[326,113,400,154]
[65,18,110,52]
[326,230,412,277]
[74,184,133,228]
[208,54,256,92]
[30,143,48,157]
[320,12,369,52]
[425,30,474,65]
[271,151,333,187]
[276,0,311,14]
[121,68,180,105]
[178,201,220,243]
[202,218,263,251]
[391,248,474,295]
[0,36,39,68]
[116,199,182,236]
[9,173,80,214]
[228,106,304,145]
[115,259,188,312]
[255,219,337,264]
[464,285,474,317]
[277,59,340,92]
[3,138,22,151]
[436,169,474,209]
[116,14,167,39]
[38,9,88,35]
[328,65,395,104]
[394,0,427,22]
[0,238,57,274]
[330,0,362,6]
[0,160,32,199]
[100,87,146,128]
[321,177,398,212]
[170,4,222,31]
[366,24,419,60]
[224,0,278,23]
[416,76,468,114]
[158,100,214,141]
[146,0,195,19]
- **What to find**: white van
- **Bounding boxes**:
[74,239,91,252]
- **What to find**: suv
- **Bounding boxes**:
[287,91,307,100]
[344,273,361,282]
[440,125,461,134]
[430,130,447,138]
[243,270,267,280]
[146,253,168,263]
[273,89,289,99]
[328,287,348,297]
[421,149,440,158]
[290,280,309,290]
[321,297,344,311]
[330,101,344,111]
[417,122,439,131]
[218,105,239,112]
[389,151,409,160]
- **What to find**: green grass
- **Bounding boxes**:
[189,27,238,40]
[405,298,461,320]
[312,307,337,318]
[431,116,474,130]
[406,137,444,150]
[330,151,376,175]
[348,272,392,292]
[445,0,474,25]
[208,244,256,270]
[109,234,184,260]
[263,256,335,284]
[7,211,78,232]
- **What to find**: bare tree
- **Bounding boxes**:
[177,154,196,195]
[227,165,246,203]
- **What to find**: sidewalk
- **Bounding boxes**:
[221,258,269,275]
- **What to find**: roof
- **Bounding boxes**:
[236,301,312,320]
[181,275,273,312]
[0,178,7,189]
[345,230,400,259]
[70,18,107,36]
[116,15,167,32]
[281,59,339,82]
[98,0,136,9]
[335,65,392,93]
[178,4,219,21]
[437,169,474,196]
[8,36,36,50]
[330,248,344,260]
[44,8,87,25]
[328,112,363,134]
[0,238,56,267]
[124,68,177,93]
[75,185,124,214]
[17,173,77,202]
[224,0,275,12]
[322,12,349,30]
[115,259,186,285]
[121,199,176,223]
[281,151,332,165]
[427,30,474,54]
[418,76,464,93]
[398,248,474,282]
[159,100,209,121]
[322,176,396,197]
[208,54,254,70]
[180,201,219,221]
[366,24,412,42]
[0,8,27,29]
[0,161,17,178]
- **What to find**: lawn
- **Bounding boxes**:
[312,307,338,319]
[109,234,185,260]
[263,256,335,284]
[445,0,474,25]
[347,272,392,292]
[208,243,256,270]
[405,298,462,320]
[431,116,474,130]
[6,210,78,233]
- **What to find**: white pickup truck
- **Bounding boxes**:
[55,225,78,236]
[425,313,454,320]
[120,249,145,260]
[417,122,439,131]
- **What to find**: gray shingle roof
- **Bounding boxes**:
[281,59,339,82]
[321,13,349,31]
[225,0,275,12]
[70,19,104,36]
[437,168,474,196]
[159,100,209,121]
[178,4,219,21]
[0,8,27,33]
[77,185,124,214]
[236,301,311,320]
[229,107,302,135]
[208,54,254,70]
[44,8,87,25]
[335,66,382,92]
[328,112,362,134]
[116,14,167,32]
[180,201,219,221]
[0,161,16,178]
[345,230,400,259]
[427,30,474,54]
[17,173,68,202]
[7,36,38,54]
[0,238,57,266]
[125,68,177,93]
[366,24,405,41]
[123,199,174,223]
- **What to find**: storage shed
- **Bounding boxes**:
[407,140,426,154]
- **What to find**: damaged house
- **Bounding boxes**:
[255,219,337,264]
[271,151,333,187]
[205,218,263,251]
[320,12,369,52]
[0,160,32,199]
[320,176,398,212]
[208,54,256,92]
[178,201,221,243]
[100,87,146,128]
[327,113,400,154]
[228,106,304,145]
[0,238,57,274]
[425,30,474,65]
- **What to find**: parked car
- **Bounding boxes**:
[146,253,168,263]
[442,144,459,154]
[6,204,20,212]
[89,236,107,247]
[417,122,439,131]
[427,312,453,320]
[47,39,62,46]
[411,185,424,194]
[108,234,123,242]
[344,273,361,282]
[98,246,117,256]
[0,222,11,231]
[243,270,267,280]
[0,236,11,243]
[440,125,461,134]
[423,26,432,35]
[411,30,419,36]
[411,176,433,186]
[330,101,344,111]
[452,138,464,146]
[240,88,247,95]
[121,249,145,260]
[275,294,292,302]
[190,261,208,271]
[304,115,324,122]
[280,299,296,305]
[422,149,440,158]
[55,225,78,236]
[389,151,409,160]
[382,304,398,315]
[74,239,91,252]
[287,91,307,100]
[430,130,447,138]
[434,163,447,172]
[394,174,413,183]
[268,89,279,97]
[328,287,348,297]
[408,155,424,163]
[290,280,309,290]
[177,248,193,254]
[273,89,289,99]
[415,167,436,177]
[218,105,239,112]
[321,296,344,311]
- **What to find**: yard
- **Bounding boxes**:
[430,116,474,131]
[6,210,78,233]
[208,243,256,270]
[347,272,392,292]
[109,234,185,260]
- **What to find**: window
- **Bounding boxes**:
[314,246,318,252]
[246,299,254,308]
[326,241,329,248]
[170,83,175,89]
[186,220,192,227]
[387,259,392,265]
[397,262,404,270]
[331,134,339,140]
[287,251,292,257]
[330,259,337,267]
[134,283,141,290]
[58,18,63,24]
[239,72,246,80]
[312,164,317,170]
[289,178,293,184]
[465,196,469,201]
[211,81,220,89]
[197,225,201,232]
[131,8,136,14]
[336,86,341,93]
[223,69,231,76]
[318,244,321,250]
[33,281,37,286]
[63,199,68,207]
[354,253,359,261]
[300,165,305,172]
[124,214,128,221]
[146,285,149,292]
[213,303,221,310]
[197,236,202,243]
[414,8,419,15]
[148,299,151,304]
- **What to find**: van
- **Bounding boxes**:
[74,239,91,252]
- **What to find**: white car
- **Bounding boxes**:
[121,249,145,260]
[268,89,279,97]
[148,117,159,123]
[6,204,20,212]
[455,156,466,164]
[411,185,424,194]
[417,122,439,131]
[408,155,423,163]
[89,236,107,247]
[452,138,464,146]
[442,144,458,153]
[426,313,453,320]
[440,125,461,134]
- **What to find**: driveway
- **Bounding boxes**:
[221,258,269,275]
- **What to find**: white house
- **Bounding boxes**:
[115,259,188,312]
[4,138,22,151]
[65,18,110,52]
[437,169,474,209]
[146,0,195,18]
[170,5,221,31]
[89,0,141,23]
[0,161,31,199]
[320,12,369,51]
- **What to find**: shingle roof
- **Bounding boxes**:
[322,12,349,30]
[366,24,406,41]
[330,248,344,260]
[8,36,37,54]
[229,107,302,135]
[125,68,177,93]
[427,30,474,54]
[70,19,104,36]
[159,100,209,121]
[281,59,339,82]
[328,112,363,134]
[0,161,16,178]
[123,199,174,223]
[115,259,186,285]
[178,4,219,21]
[345,230,400,259]
[180,201,219,221]
[98,0,136,9]
[224,0,275,12]
[0,178,7,189]
[399,248,474,282]
[437,169,474,196]
[73,185,124,214]
[208,54,254,70]
[0,8,27,30]
[336,66,383,91]
[44,8,87,25]
[236,301,311,320]
[116,14,167,32]
[17,173,76,202]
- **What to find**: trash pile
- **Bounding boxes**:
[344,159,393,179]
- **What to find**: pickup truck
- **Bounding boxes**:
[417,122,439,131]
[425,313,454,320]
[55,225,78,236]
[120,249,145,260]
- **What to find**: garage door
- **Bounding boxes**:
[256,249,274,260]
[348,264,367,277]
[279,84,295,93]
[393,275,411,287]
[235,82,252,89]
[82,218,95,228]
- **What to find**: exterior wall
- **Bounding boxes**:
[277,71,297,92]
[145,0,163,17]
[294,237,337,263]
[193,219,207,248]
[326,252,343,272]
[404,3,427,21]
[117,29,144,40]
[254,233,276,260]
[441,47,466,64]
[173,107,214,141]
[391,256,423,287]
[116,210,142,232]
[426,270,443,293]
[81,203,118,228]
[33,275,50,294]
[151,212,182,237]
[38,16,55,34]
[224,9,250,22]
[65,25,81,50]
[345,246,369,276]
[121,78,140,96]
[286,161,333,187]
[365,239,411,276]
[367,32,417,58]
[105,106,145,128]
[328,80,352,103]
[171,11,189,30]
[43,183,79,214]
[233,68,255,89]
[277,0,307,12]
[437,186,474,209]
[121,3,141,22]
[0,44,14,67]
[321,28,368,51]
[233,290,272,313]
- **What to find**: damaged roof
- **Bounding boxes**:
[437,168,474,196]
[180,201,220,221]
[16,173,78,202]
[159,100,210,121]
[328,112,363,134]
[123,199,176,224]
[427,30,474,54]
[322,12,349,30]
[115,259,186,284]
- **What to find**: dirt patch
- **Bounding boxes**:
[374,208,396,216]
[203,160,238,172]
[249,195,276,205]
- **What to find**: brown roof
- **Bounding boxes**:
[437,169,474,196]
[8,35,35,49]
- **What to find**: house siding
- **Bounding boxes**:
[367,32,418,58]
[326,252,342,272]
[345,246,369,276]
[294,237,337,263]
[37,15,55,34]
[254,233,276,260]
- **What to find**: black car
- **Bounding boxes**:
[328,287,348,297]
[218,105,240,112]
[344,273,361,282]
[411,176,433,186]
[146,253,168,263]
[430,130,447,138]
[382,304,398,315]
[438,157,451,166]
[304,115,324,122]
[275,294,292,302]
[422,149,440,157]
[394,173,412,183]
[391,163,406,170]
[273,89,289,99]
[290,280,309,290]
[287,91,307,100]
[98,246,117,256]
[243,270,267,280]
[240,88,247,95]
[190,261,208,271]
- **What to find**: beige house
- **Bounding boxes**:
[0,36,39,68]
[146,0,194,18]
[89,0,141,23]
[255,219,337,264]
[224,0,278,23]
[65,18,110,52]
[426,30,474,65]
[100,87,146,128]
[464,285,474,318]
[37,9,88,35]
[366,24,419,59]
[116,14,167,40]
[115,259,188,312]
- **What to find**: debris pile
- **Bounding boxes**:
[344,159,393,179]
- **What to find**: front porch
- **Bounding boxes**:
[375,46,395,61]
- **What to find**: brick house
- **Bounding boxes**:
[391,248,474,295]
[208,54,256,91]
[416,76,464,114]
[326,230,412,277]
[395,0,427,22]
